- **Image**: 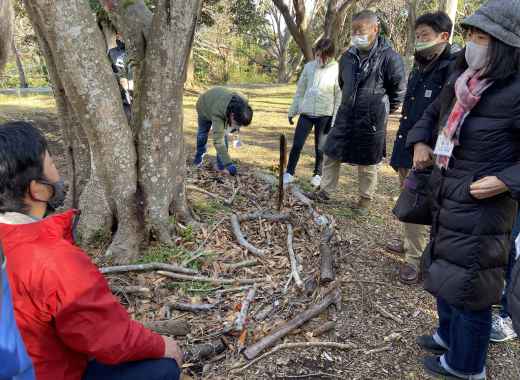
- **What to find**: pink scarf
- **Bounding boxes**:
[436,69,493,169]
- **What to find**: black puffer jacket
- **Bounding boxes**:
[407,72,520,311]
[509,257,520,334]
[390,45,456,170]
[323,36,406,165]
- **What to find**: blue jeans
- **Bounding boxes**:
[194,116,228,170]
[83,359,180,380]
[436,297,491,375]
[500,207,520,318]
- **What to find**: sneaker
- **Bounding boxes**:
[490,315,517,343]
[399,263,420,285]
[422,356,485,380]
[193,153,206,168]
[283,172,295,185]
[310,175,321,188]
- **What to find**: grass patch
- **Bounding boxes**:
[192,199,229,220]
[137,244,216,271]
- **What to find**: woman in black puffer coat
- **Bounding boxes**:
[406,1,520,379]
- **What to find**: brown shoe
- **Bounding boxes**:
[399,264,419,285]
[386,239,404,254]
[307,189,331,203]
[353,197,370,215]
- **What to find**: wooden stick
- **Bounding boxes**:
[373,303,403,325]
[111,286,152,296]
[288,184,313,208]
[184,339,226,362]
[278,134,287,211]
[168,302,216,313]
[310,321,336,337]
[100,262,197,275]
[242,287,342,360]
[254,303,275,322]
[223,259,258,271]
[364,344,392,355]
[238,210,289,223]
[286,223,303,289]
[157,271,265,285]
[319,242,334,284]
[233,285,257,332]
[230,214,266,257]
[235,341,356,373]
[142,319,189,336]
[186,184,236,206]
[216,286,252,295]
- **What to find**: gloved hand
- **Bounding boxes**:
[226,163,238,176]
[288,117,294,125]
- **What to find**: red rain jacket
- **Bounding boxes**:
[0,210,165,380]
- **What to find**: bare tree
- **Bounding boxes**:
[438,0,457,41]
[11,37,28,88]
[22,0,201,263]
[323,0,356,51]
[404,0,417,70]
[0,0,13,72]
[272,0,314,61]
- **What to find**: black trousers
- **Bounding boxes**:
[286,115,332,176]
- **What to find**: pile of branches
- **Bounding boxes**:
[99,167,351,376]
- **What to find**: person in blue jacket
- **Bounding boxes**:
[0,243,35,380]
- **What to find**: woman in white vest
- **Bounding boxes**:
[284,38,341,188]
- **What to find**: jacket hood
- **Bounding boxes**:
[0,209,77,245]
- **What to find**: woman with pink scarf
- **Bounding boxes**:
[406,1,520,379]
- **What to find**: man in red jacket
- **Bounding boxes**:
[0,121,183,380]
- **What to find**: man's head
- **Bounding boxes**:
[0,122,65,218]
[227,96,253,131]
[415,11,452,56]
[351,10,380,51]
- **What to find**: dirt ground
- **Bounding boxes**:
[0,85,519,380]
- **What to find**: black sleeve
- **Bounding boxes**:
[338,55,345,90]
[384,51,407,112]
[406,96,442,149]
[497,107,520,200]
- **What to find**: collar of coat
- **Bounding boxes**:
[0,209,77,243]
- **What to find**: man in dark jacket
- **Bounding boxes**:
[314,10,406,213]
[387,11,455,285]
[108,33,132,119]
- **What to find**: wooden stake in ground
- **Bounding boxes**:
[242,287,342,360]
[319,226,335,284]
[286,223,303,289]
[278,134,287,211]
[142,319,190,336]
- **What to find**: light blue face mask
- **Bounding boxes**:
[352,35,370,50]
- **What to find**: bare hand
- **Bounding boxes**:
[470,176,508,200]
[413,143,434,169]
[162,336,184,366]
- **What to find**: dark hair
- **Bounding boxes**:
[415,11,453,36]
[227,96,253,126]
[0,121,48,213]
[352,10,378,24]
[314,38,336,59]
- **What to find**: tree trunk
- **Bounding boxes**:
[134,0,201,244]
[24,0,141,263]
[0,0,13,72]
[405,0,417,73]
[100,19,117,52]
[12,38,28,88]
[438,0,457,42]
[324,0,355,53]
[272,0,313,62]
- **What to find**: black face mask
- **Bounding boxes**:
[37,179,68,212]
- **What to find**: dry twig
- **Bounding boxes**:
[100,262,197,275]
[373,303,403,325]
[243,287,342,360]
[168,302,216,313]
[286,223,303,289]
[232,285,257,332]
[143,319,189,336]
[157,271,265,285]
[234,341,356,373]
[230,214,266,257]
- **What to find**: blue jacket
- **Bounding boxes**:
[0,247,35,380]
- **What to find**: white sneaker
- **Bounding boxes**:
[490,314,517,342]
[283,172,295,185]
[310,175,321,188]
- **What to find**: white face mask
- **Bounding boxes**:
[465,41,489,70]
[352,35,370,50]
